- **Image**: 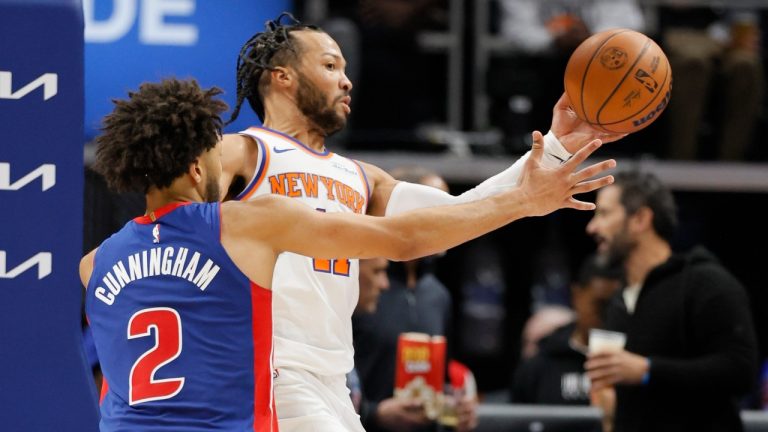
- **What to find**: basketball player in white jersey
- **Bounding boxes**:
[220,14,624,431]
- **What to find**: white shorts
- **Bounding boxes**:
[275,367,365,432]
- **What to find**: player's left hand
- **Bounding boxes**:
[584,349,650,391]
[550,93,627,153]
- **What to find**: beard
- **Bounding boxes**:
[602,225,636,269]
[204,174,220,203]
[296,73,347,136]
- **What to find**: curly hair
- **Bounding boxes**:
[94,78,228,193]
[227,12,322,124]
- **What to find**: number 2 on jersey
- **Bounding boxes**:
[128,307,185,405]
[312,207,350,276]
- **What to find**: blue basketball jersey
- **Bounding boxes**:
[85,202,276,432]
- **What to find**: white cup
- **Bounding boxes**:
[588,328,626,354]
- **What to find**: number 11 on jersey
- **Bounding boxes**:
[312,257,351,276]
[312,207,350,276]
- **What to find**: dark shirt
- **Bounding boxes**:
[512,322,591,405]
[353,261,451,431]
[605,247,757,432]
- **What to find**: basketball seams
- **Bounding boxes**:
[579,29,633,123]
[595,38,651,125]
[597,60,670,130]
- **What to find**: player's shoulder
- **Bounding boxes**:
[353,159,381,174]
[222,131,260,152]
[221,133,251,163]
[229,127,284,146]
[221,131,265,178]
[353,160,392,185]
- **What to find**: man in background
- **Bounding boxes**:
[353,168,478,432]
[512,255,622,405]
[584,171,757,432]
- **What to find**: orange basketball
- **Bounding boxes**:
[564,29,672,134]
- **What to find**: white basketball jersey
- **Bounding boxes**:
[238,126,369,376]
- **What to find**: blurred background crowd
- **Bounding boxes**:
[80,0,768,430]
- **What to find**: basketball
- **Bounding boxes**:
[564,29,672,134]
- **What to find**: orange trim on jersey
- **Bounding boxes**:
[350,159,371,212]
[247,126,334,160]
[133,202,190,224]
[250,281,276,431]
[238,138,271,201]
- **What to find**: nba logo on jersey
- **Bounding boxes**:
[152,224,160,243]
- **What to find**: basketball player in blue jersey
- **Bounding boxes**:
[219,14,623,432]
[82,78,613,431]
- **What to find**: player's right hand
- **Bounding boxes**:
[550,93,627,153]
[518,130,615,216]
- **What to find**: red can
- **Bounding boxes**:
[394,333,446,419]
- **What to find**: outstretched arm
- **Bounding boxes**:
[225,132,615,265]
[368,93,624,217]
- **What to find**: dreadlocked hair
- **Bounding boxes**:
[227,12,321,124]
[94,78,228,193]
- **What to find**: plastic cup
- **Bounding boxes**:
[588,329,626,354]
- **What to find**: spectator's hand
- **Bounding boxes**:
[455,394,479,432]
[550,93,627,153]
[375,397,430,431]
[585,349,650,391]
